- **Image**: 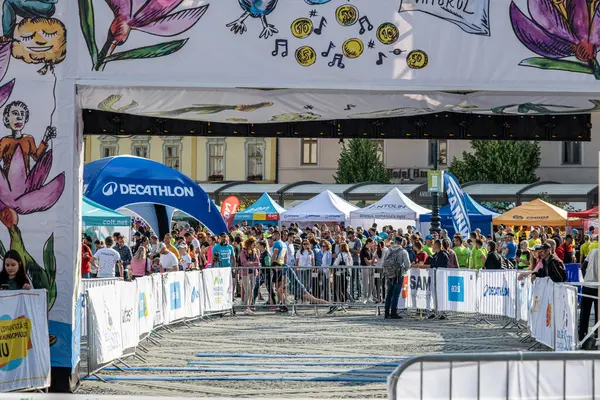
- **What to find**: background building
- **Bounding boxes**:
[84,136,278,183]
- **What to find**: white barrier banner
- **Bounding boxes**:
[81,278,120,337]
[86,286,123,367]
[136,277,154,337]
[435,268,477,313]
[185,271,202,319]
[0,290,50,392]
[203,268,234,313]
[554,284,578,351]
[477,270,517,318]
[163,272,186,324]
[118,281,139,351]
[529,278,554,349]
[403,268,435,311]
[152,275,164,327]
[398,275,407,310]
[517,277,532,323]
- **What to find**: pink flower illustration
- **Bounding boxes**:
[0,146,65,228]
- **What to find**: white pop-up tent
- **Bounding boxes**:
[280,190,359,226]
[349,188,431,231]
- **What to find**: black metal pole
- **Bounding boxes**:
[430,139,441,234]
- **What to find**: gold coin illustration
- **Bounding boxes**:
[336,4,359,26]
[295,46,317,67]
[406,50,428,69]
[376,22,400,45]
[291,18,313,39]
[342,38,364,59]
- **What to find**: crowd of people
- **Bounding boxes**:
[77,220,600,323]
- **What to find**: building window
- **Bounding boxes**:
[131,136,150,158]
[246,139,265,179]
[208,142,225,177]
[374,139,384,162]
[428,139,448,166]
[301,138,318,165]
[164,144,180,170]
[562,142,582,165]
[99,136,118,158]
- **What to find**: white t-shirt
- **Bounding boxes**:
[160,251,180,271]
[181,254,193,270]
[287,242,296,266]
[94,248,121,278]
[191,238,201,250]
[296,250,313,267]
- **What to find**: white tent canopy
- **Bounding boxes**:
[349,188,431,231]
[280,190,359,225]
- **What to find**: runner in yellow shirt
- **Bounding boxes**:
[528,230,541,249]
[423,235,434,256]
[469,239,488,270]
[580,234,591,263]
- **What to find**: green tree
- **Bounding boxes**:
[448,141,541,184]
[334,139,391,184]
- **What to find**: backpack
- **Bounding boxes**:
[383,248,403,278]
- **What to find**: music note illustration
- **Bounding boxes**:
[328,53,345,69]
[272,39,289,57]
[358,16,374,35]
[389,49,404,56]
[314,17,327,35]
[321,41,336,57]
[376,52,387,65]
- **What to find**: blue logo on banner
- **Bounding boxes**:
[191,287,199,303]
[170,282,181,310]
[448,276,464,302]
[483,285,509,297]
[444,172,471,239]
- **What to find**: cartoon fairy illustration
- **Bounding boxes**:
[11,17,66,74]
[0,101,56,173]
[1,0,57,38]
[78,0,209,71]
[147,102,273,117]
[226,0,279,39]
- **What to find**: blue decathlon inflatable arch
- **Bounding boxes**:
[83,156,227,236]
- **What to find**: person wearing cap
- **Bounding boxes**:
[158,242,179,272]
[502,232,517,266]
[531,243,566,283]
[178,243,194,271]
[423,235,434,257]
[556,234,575,264]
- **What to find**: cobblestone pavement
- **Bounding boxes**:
[80,309,533,398]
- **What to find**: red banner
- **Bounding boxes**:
[220,196,240,229]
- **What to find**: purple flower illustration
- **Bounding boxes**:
[0,146,64,227]
[510,0,600,78]
[78,0,209,71]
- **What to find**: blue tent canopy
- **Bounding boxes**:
[419,194,499,237]
[84,156,227,236]
[234,193,286,225]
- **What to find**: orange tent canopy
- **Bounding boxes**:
[493,199,568,227]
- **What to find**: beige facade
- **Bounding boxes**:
[278,113,600,184]
[84,136,277,183]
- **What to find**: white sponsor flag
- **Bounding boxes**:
[118,281,139,351]
[86,286,123,368]
[530,278,554,348]
[517,277,532,323]
[554,284,578,351]
[152,274,164,327]
[0,290,50,392]
[203,268,234,313]
[398,0,490,35]
[405,268,435,311]
[136,276,154,337]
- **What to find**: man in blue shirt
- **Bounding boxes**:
[212,233,236,268]
[503,232,517,266]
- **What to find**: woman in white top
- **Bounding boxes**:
[316,240,333,301]
[296,240,314,291]
[331,242,352,310]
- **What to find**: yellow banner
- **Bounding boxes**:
[0,316,32,367]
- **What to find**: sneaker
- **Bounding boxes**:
[427,314,437,320]
[438,315,447,320]
[389,314,402,319]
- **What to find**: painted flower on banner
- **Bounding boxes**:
[510,0,600,79]
[78,0,209,71]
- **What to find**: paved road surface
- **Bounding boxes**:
[80,309,533,398]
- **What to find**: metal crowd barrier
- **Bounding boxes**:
[387,351,600,400]
[81,277,121,338]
